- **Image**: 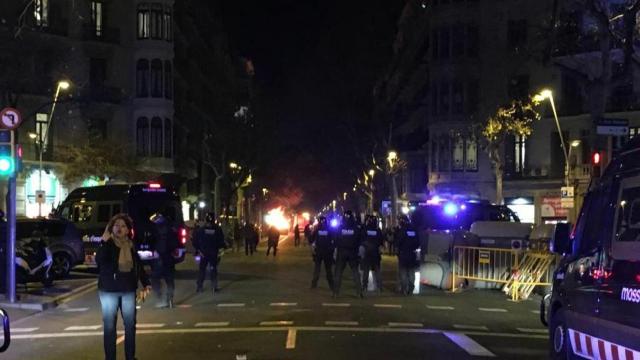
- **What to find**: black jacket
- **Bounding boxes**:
[360,226,384,258]
[192,224,226,258]
[96,239,150,293]
[336,220,360,253]
[395,225,420,267]
[310,225,334,255]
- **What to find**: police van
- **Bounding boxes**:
[53,182,187,265]
[542,136,640,359]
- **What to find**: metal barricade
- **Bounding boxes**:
[452,246,555,301]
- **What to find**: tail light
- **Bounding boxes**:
[148,182,162,189]
[180,228,187,245]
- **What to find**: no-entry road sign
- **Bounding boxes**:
[0,107,22,130]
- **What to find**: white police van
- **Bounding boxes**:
[543,136,640,359]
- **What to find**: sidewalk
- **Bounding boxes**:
[0,278,97,311]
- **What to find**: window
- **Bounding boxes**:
[150,117,162,157]
[452,26,465,58]
[150,4,163,39]
[136,117,149,156]
[438,135,450,172]
[507,20,528,51]
[164,60,172,99]
[90,1,103,37]
[629,127,639,140]
[137,4,150,39]
[452,137,464,171]
[465,137,478,171]
[36,113,48,150]
[466,24,478,57]
[613,176,640,259]
[164,118,172,158]
[136,59,149,97]
[508,75,530,100]
[465,80,479,114]
[90,58,106,87]
[112,204,121,216]
[97,204,111,222]
[452,81,463,114]
[430,140,438,172]
[34,0,49,27]
[439,81,450,115]
[515,135,526,174]
[150,59,163,98]
[163,8,172,41]
[72,204,93,223]
[431,83,439,116]
[431,29,439,60]
[439,27,450,59]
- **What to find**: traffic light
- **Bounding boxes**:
[0,129,14,176]
[591,151,602,178]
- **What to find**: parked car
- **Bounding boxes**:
[0,226,53,287]
[5,219,84,279]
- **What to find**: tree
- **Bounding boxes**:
[480,99,541,205]
[54,137,149,187]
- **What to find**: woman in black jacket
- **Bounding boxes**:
[96,214,151,360]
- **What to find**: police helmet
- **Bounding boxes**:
[205,212,216,224]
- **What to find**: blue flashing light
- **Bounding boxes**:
[460,204,467,210]
[330,218,340,228]
[443,202,459,216]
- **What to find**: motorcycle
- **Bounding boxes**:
[15,235,54,287]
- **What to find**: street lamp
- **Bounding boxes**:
[37,80,71,217]
[368,169,375,177]
[534,89,570,185]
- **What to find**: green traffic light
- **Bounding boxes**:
[0,157,14,174]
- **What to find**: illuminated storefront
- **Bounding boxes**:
[24,169,67,218]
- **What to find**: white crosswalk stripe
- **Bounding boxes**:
[426,305,455,310]
[260,321,293,326]
[136,323,165,329]
[64,325,102,331]
[453,324,489,331]
[195,322,230,327]
[325,321,359,326]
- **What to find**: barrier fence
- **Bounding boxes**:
[451,245,555,301]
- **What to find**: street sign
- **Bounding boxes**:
[0,108,22,130]
[597,118,629,136]
[479,250,490,265]
[561,186,574,209]
[35,190,46,204]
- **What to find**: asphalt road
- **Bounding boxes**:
[1,235,549,359]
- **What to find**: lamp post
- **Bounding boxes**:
[37,80,70,217]
[387,151,398,227]
[534,89,570,185]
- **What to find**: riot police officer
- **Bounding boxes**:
[333,210,363,298]
[149,213,179,308]
[192,212,227,294]
[360,215,384,293]
[394,215,420,295]
[309,216,335,290]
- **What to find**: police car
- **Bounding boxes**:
[542,136,640,359]
[53,182,187,265]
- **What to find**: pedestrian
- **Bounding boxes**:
[96,213,151,360]
[233,221,243,253]
[251,224,260,253]
[309,216,335,290]
[149,213,179,308]
[243,222,255,256]
[192,212,227,294]
[395,215,420,295]
[294,225,301,247]
[266,225,280,256]
[303,223,312,246]
[360,215,384,293]
[333,210,363,298]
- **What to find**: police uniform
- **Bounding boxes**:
[310,222,335,290]
[395,222,420,295]
[333,217,363,297]
[193,222,226,292]
[360,221,384,292]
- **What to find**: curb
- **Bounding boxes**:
[0,280,98,311]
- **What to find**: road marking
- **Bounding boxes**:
[516,328,548,334]
[136,323,165,329]
[11,327,39,333]
[426,305,454,310]
[63,307,89,312]
[322,303,351,307]
[388,322,422,328]
[325,321,359,326]
[453,324,489,331]
[217,303,245,308]
[64,325,102,331]
[177,304,192,308]
[286,329,296,349]
[116,335,125,345]
[478,307,508,313]
[531,310,541,314]
[195,322,230,327]
[374,304,402,309]
[270,302,298,307]
[9,327,548,341]
[56,281,99,306]
[444,332,496,357]
[260,321,293,326]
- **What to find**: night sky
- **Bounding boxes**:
[219,0,404,210]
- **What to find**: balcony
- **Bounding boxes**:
[82,25,120,44]
[82,85,123,104]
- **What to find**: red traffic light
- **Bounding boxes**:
[592,152,601,165]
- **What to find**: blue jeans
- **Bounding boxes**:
[99,291,137,360]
